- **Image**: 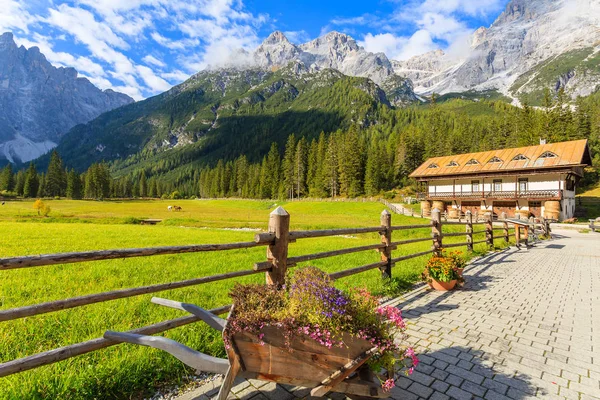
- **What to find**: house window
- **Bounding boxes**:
[465,159,480,166]
[566,179,575,191]
[512,154,529,161]
[427,163,439,169]
[472,180,480,192]
[488,157,503,164]
[538,151,557,159]
[493,179,502,192]
[447,161,459,167]
[518,178,528,192]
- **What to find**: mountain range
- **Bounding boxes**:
[393,0,600,104]
[1,0,599,171]
[0,32,133,164]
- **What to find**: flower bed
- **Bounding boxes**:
[225,267,417,392]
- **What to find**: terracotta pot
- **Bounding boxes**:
[428,279,457,291]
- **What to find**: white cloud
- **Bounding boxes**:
[283,30,311,44]
[4,0,269,99]
[353,0,505,61]
[142,54,166,68]
[360,30,437,60]
[0,0,34,33]
[161,70,190,83]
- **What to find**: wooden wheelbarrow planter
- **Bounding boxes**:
[104,297,386,399]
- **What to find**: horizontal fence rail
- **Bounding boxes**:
[0,205,547,380]
[0,241,270,271]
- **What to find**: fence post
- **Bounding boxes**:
[432,208,443,256]
[501,212,509,243]
[485,212,494,249]
[466,211,473,252]
[379,210,392,279]
[265,206,290,287]
[515,225,521,248]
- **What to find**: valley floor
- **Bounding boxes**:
[0,199,494,399]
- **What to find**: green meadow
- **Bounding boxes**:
[0,199,494,399]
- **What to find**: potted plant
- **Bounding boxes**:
[422,250,464,291]
[224,267,419,395]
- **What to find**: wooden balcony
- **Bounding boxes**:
[417,190,562,201]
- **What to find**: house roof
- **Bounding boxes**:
[409,139,592,179]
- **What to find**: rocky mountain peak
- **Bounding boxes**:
[0,31,134,163]
[0,32,15,48]
[263,31,291,45]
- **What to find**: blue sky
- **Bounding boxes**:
[1,0,508,100]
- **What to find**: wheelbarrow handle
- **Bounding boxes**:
[104,331,229,374]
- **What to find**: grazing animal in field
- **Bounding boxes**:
[173,205,182,211]
[168,206,172,211]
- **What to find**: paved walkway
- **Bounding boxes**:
[178,229,600,400]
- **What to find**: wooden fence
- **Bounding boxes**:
[0,206,543,378]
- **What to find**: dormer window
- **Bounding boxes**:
[447,161,459,167]
[538,151,557,159]
[465,159,480,166]
[512,154,529,161]
[488,156,503,163]
[427,163,439,169]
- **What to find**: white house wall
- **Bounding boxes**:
[428,174,565,194]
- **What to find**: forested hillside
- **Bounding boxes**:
[4,88,597,200]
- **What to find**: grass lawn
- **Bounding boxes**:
[0,199,497,399]
[577,186,600,220]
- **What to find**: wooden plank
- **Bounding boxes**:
[390,250,432,264]
[254,243,385,271]
[390,237,431,246]
[390,223,432,231]
[311,347,378,397]
[288,227,383,240]
[216,353,241,400]
[0,270,259,322]
[240,372,386,398]
[441,242,471,249]
[0,241,267,271]
[0,305,231,377]
[328,262,387,280]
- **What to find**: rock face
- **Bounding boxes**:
[392,0,600,102]
[0,32,133,163]
[253,31,417,105]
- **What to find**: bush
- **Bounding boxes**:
[33,199,51,217]
[226,267,418,391]
[170,191,182,199]
[122,217,142,224]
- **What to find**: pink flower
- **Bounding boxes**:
[382,378,395,392]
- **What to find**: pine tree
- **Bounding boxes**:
[0,164,14,192]
[139,171,147,198]
[66,169,82,199]
[294,137,307,198]
[324,134,339,198]
[46,150,66,197]
[23,163,39,198]
[282,134,296,199]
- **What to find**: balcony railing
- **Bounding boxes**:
[417,190,561,201]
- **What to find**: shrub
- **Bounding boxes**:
[122,216,142,224]
[33,199,51,217]
[225,267,418,391]
[170,191,183,199]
